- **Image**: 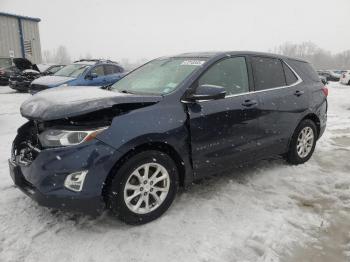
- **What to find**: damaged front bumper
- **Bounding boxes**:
[9,124,121,216]
[9,79,31,92]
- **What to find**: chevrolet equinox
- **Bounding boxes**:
[9,51,328,224]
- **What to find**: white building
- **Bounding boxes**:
[0,12,42,64]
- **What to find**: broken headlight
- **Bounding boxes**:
[38,127,107,147]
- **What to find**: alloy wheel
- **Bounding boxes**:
[123,163,170,214]
[296,126,314,158]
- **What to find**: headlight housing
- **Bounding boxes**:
[38,127,107,147]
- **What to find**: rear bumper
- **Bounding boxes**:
[9,138,122,216]
[319,123,326,139]
[318,99,327,139]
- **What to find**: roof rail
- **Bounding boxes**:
[73,59,119,64]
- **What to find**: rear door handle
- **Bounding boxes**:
[294,90,304,96]
[242,99,257,107]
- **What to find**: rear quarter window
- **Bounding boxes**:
[286,59,320,83]
[282,62,298,85]
[104,65,123,75]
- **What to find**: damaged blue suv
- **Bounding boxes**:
[9,51,327,224]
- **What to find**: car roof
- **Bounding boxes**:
[171,51,308,63]
[74,61,96,65]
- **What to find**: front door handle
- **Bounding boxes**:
[294,90,304,96]
[242,99,257,107]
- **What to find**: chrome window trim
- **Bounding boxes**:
[224,60,302,98]
[181,59,303,103]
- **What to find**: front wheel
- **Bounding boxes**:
[286,119,317,165]
[107,150,178,225]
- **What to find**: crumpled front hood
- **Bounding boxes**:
[20,86,162,121]
[13,58,33,70]
[31,75,74,87]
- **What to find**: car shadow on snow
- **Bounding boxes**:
[28,156,288,230]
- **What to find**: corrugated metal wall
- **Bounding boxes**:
[21,19,42,63]
[0,15,42,64]
[0,15,22,59]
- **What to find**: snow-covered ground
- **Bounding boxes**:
[0,82,349,262]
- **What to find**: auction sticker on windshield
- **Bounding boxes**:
[181,60,206,66]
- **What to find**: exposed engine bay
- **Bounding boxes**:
[13,102,155,165]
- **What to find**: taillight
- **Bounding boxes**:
[0,69,4,75]
[322,86,328,97]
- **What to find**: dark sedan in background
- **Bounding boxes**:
[0,57,37,86]
[9,64,64,92]
[317,70,340,81]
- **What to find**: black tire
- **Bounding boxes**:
[286,119,317,165]
[348,80,350,86]
[107,150,178,225]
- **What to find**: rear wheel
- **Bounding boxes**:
[107,150,178,225]
[286,119,317,165]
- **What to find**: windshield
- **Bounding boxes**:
[111,57,207,95]
[47,65,63,74]
[0,58,12,69]
[54,64,90,77]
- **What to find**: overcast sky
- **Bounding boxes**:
[2,0,350,62]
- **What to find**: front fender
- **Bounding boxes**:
[96,102,193,184]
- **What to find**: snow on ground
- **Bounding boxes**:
[0,82,350,262]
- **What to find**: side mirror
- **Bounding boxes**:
[86,73,98,80]
[187,84,226,102]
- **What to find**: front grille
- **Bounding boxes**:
[12,121,41,165]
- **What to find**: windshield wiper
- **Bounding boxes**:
[119,89,135,94]
[101,83,113,90]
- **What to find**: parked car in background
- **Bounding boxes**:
[317,70,340,81]
[0,58,38,86]
[29,59,124,94]
[9,64,65,92]
[326,70,341,81]
[37,64,65,76]
[10,51,327,224]
[340,70,350,85]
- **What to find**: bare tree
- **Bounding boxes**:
[41,46,71,64]
[42,50,55,63]
[274,42,350,70]
[55,46,71,64]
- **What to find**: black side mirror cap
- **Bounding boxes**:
[186,84,226,102]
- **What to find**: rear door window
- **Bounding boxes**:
[198,57,249,96]
[251,56,286,91]
[104,65,120,75]
[90,65,105,76]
